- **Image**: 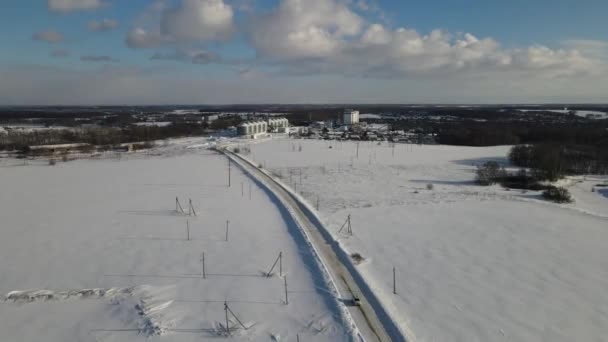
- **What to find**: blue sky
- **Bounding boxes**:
[0,0,606,104]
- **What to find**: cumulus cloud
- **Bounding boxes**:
[126,0,235,49]
[160,0,235,41]
[48,0,105,12]
[32,30,64,44]
[562,39,608,61]
[150,48,220,64]
[246,0,599,79]
[88,19,118,32]
[81,55,119,62]
[248,0,363,59]
[50,49,70,57]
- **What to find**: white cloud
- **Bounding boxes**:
[150,48,220,64]
[126,28,168,48]
[32,30,64,44]
[160,0,235,42]
[562,39,608,61]
[245,0,599,80]
[48,0,104,12]
[248,0,363,59]
[88,19,119,32]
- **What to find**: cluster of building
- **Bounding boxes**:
[237,118,289,137]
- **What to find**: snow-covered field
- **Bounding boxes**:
[517,109,608,119]
[245,138,608,342]
[0,144,353,341]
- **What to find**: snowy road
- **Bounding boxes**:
[223,148,409,342]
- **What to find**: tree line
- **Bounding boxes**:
[0,123,206,152]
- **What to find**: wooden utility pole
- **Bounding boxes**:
[266,252,283,277]
[228,158,231,187]
[284,276,289,305]
[241,182,244,196]
[189,199,196,216]
[225,220,229,242]
[201,252,206,279]
[224,301,229,335]
[186,220,190,241]
[356,142,359,158]
[338,214,352,235]
[225,302,248,331]
[176,197,184,214]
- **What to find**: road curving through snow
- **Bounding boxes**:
[221,147,412,342]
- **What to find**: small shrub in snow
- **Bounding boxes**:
[351,253,364,264]
[542,187,573,203]
[426,183,434,190]
[475,161,502,186]
[233,147,240,153]
[48,159,56,166]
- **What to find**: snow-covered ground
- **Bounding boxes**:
[0,144,353,341]
[517,109,608,119]
[245,138,608,342]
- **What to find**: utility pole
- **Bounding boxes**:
[338,214,352,235]
[284,276,289,305]
[266,252,283,277]
[225,220,229,242]
[201,252,206,279]
[228,158,231,187]
[224,301,229,335]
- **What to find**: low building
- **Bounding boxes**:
[237,120,267,136]
[238,118,289,137]
[267,118,289,132]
